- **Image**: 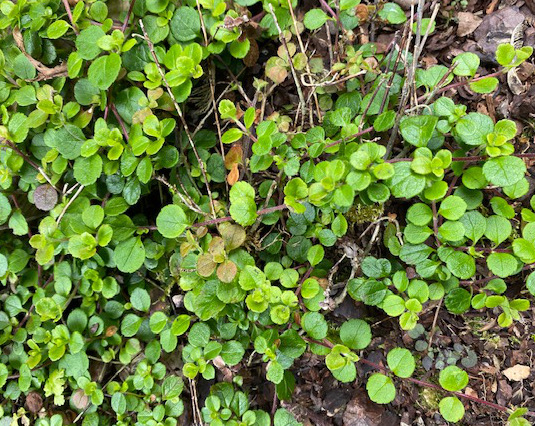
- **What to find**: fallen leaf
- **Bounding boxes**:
[503,364,530,381]
[25,392,43,413]
[34,184,58,211]
[457,12,482,37]
[227,164,239,186]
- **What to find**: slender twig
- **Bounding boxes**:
[417,70,503,104]
[193,204,287,228]
[387,152,535,163]
[121,0,137,33]
[431,200,440,247]
[268,4,306,126]
[288,0,320,125]
[138,20,217,219]
[1,139,57,190]
[426,297,443,351]
[61,0,79,35]
[318,0,338,21]
[460,263,535,286]
[111,104,129,141]
[56,184,85,224]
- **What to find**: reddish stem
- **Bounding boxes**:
[121,0,137,33]
[302,337,531,416]
[460,263,535,286]
[417,70,504,103]
[193,204,287,228]
[61,0,79,35]
[142,204,288,231]
[387,153,535,164]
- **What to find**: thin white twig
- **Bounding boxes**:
[56,184,85,224]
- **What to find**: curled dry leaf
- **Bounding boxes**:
[502,364,530,381]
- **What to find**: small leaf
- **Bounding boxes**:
[156,204,189,238]
[229,181,257,226]
[303,9,329,30]
[366,373,396,404]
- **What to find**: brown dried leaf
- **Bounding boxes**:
[219,223,246,251]
[197,253,217,277]
[227,164,240,186]
[208,236,226,262]
[72,389,90,410]
[217,260,237,283]
[34,184,58,211]
[243,39,260,68]
[224,145,243,170]
[457,12,482,37]
[25,392,43,413]
[503,364,530,381]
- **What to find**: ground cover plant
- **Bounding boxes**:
[1,0,535,424]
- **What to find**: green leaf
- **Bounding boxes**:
[149,311,168,333]
[373,110,396,132]
[0,193,11,225]
[303,9,329,30]
[229,181,257,226]
[496,44,515,66]
[170,6,201,42]
[459,211,486,243]
[45,124,86,160]
[438,247,475,280]
[485,215,512,245]
[455,113,494,146]
[221,341,245,366]
[366,373,396,404]
[188,322,210,347]
[513,238,535,264]
[378,2,407,24]
[439,397,465,423]
[273,408,303,426]
[407,203,433,226]
[156,204,189,238]
[438,196,467,221]
[8,113,29,143]
[68,232,97,259]
[77,25,106,61]
[13,53,36,80]
[483,156,526,187]
[301,312,328,340]
[47,20,70,39]
[387,162,426,198]
[221,128,243,144]
[469,77,498,94]
[439,365,468,391]
[340,319,371,350]
[74,154,103,185]
[114,237,145,273]
[267,360,284,384]
[387,348,415,378]
[382,295,406,316]
[219,99,237,120]
[486,252,518,278]
[399,115,438,147]
[452,52,480,77]
[307,245,324,266]
[88,53,122,90]
[131,288,151,312]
